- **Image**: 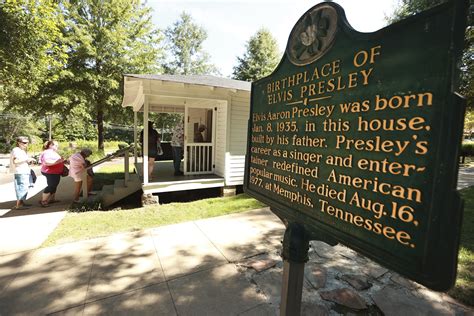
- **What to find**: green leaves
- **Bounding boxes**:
[0,0,67,107]
[0,0,165,148]
[232,28,281,82]
[387,0,472,119]
[163,12,219,75]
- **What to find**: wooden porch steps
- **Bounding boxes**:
[71,174,142,212]
[100,173,142,207]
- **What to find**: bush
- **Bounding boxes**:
[104,127,134,143]
[25,140,130,163]
[461,142,474,157]
[58,140,130,161]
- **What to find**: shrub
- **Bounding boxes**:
[461,142,474,157]
[26,140,130,163]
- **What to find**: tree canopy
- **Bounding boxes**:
[232,28,281,82]
[0,0,164,150]
[0,0,67,109]
[388,0,472,112]
[162,12,219,75]
[61,0,163,149]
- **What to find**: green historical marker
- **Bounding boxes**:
[244,0,468,293]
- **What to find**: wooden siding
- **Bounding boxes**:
[226,93,250,185]
[214,102,227,178]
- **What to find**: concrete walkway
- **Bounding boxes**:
[0,208,284,315]
[0,156,122,255]
[0,169,74,255]
[0,163,472,314]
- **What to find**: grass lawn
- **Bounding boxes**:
[448,185,474,306]
[42,193,267,247]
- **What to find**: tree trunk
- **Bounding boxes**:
[97,107,104,151]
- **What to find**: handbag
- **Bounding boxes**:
[62,165,69,177]
[157,145,163,156]
[29,169,37,187]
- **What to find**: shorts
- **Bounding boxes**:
[144,150,158,159]
[71,172,84,182]
[14,174,29,201]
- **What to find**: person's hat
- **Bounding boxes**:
[16,136,29,143]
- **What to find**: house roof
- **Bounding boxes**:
[124,74,251,91]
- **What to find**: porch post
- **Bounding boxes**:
[124,148,129,186]
[133,111,138,164]
[143,98,149,184]
[81,171,88,199]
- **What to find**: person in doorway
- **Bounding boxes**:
[69,148,94,202]
[194,124,206,142]
[39,140,65,207]
[140,121,161,180]
[171,119,184,176]
[10,136,36,210]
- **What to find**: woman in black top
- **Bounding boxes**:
[140,121,161,180]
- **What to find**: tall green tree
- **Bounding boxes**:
[0,0,67,110]
[51,0,163,150]
[1,0,163,148]
[232,28,281,82]
[163,12,219,75]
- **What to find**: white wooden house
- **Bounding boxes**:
[121,74,251,195]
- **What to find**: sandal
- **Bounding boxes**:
[39,201,50,207]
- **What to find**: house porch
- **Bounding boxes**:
[135,160,225,194]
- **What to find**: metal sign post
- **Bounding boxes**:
[280,222,309,316]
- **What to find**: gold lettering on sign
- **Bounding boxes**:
[249,43,433,249]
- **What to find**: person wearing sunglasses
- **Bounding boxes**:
[9,136,36,210]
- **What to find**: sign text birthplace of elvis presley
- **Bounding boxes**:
[244,0,468,291]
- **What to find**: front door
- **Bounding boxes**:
[184,106,215,175]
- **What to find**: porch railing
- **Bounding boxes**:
[80,144,134,199]
[186,144,213,174]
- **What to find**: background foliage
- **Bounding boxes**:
[162,12,219,75]
[388,0,473,129]
[0,0,163,151]
[232,28,281,81]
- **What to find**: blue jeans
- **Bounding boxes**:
[14,174,29,201]
[172,146,183,172]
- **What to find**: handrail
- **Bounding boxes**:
[85,144,134,170]
[80,144,134,200]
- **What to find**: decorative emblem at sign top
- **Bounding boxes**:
[286,4,338,66]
